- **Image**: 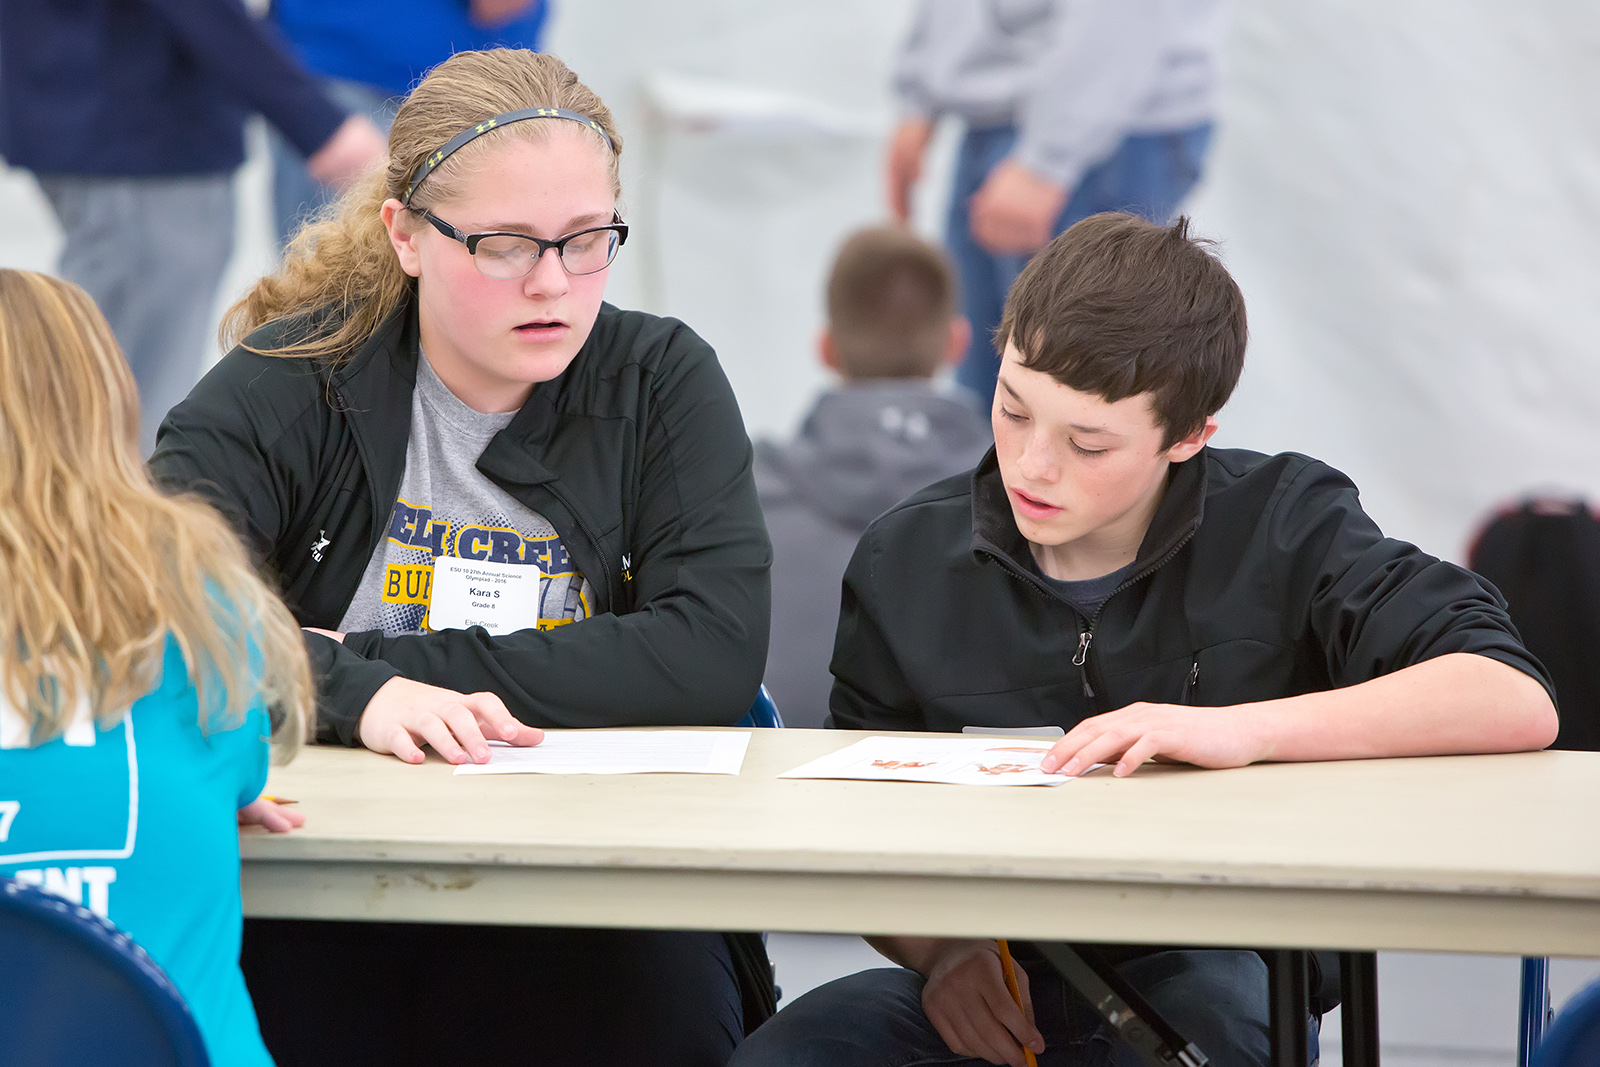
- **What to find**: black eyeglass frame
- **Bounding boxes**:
[412,208,629,277]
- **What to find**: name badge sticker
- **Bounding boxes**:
[427,558,544,635]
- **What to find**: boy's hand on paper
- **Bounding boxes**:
[921,939,1046,1066]
[969,160,1068,255]
[237,796,305,834]
[1040,703,1264,778]
[887,118,934,221]
[357,677,543,766]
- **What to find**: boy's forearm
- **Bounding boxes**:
[1243,652,1558,763]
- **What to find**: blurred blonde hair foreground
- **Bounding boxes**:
[0,269,312,757]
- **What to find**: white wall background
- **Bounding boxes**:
[2,1,1597,1062]
[1185,2,1600,561]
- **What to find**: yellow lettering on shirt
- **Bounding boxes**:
[382,563,434,605]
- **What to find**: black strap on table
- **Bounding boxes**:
[1033,943,1211,1067]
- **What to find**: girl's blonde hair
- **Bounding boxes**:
[223,49,623,361]
[0,269,313,757]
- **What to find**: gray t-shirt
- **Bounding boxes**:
[1032,557,1138,620]
[339,354,593,636]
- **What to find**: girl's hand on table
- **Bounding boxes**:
[357,676,543,765]
[238,796,306,833]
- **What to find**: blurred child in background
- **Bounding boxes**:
[756,226,990,727]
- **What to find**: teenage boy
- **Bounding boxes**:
[729,213,1557,1067]
[757,226,990,727]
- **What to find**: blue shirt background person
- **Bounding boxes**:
[268,0,549,248]
[0,637,275,1067]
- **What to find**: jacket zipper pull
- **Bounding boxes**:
[1182,660,1199,704]
[1074,628,1095,698]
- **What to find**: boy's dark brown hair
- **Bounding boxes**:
[996,212,1247,448]
[826,225,957,380]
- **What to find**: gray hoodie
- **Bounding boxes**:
[755,382,992,727]
[894,0,1228,188]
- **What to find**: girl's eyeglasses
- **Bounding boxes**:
[413,208,628,279]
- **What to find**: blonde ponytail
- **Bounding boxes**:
[223,49,623,362]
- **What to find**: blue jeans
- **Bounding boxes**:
[732,949,1315,1067]
[267,78,399,251]
[948,124,1215,404]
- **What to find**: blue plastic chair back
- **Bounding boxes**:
[734,684,784,728]
[0,876,210,1067]
[1532,975,1600,1067]
[1521,957,1553,1066]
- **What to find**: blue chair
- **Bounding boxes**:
[0,875,210,1067]
[732,683,784,994]
[1521,957,1554,1066]
[1531,974,1600,1067]
[735,684,784,728]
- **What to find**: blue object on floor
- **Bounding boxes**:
[1532,973,1600,1067]
[735,684,784,729]
[0,875,210,1067]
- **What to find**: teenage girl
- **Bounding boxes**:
[150,50,771,1066]
[0,268,314,1066]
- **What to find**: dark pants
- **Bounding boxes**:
[729,948,1316,1067]
[242,919,743,1066]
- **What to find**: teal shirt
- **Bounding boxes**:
[0,637,274,1067]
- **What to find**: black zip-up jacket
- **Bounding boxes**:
[830,445,1553,732]
[830,445,1553,1005]
[151,297,773,745]
[151,297,779,1030]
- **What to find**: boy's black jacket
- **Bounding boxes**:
[830,445,1553,1008]
[829,446,1554,731]
[150,297,773,744]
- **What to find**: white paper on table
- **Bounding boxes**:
[454,730,751,776]
[777,736,1074,787]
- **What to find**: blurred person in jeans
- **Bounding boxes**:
[267,0,548,250]
[887,0,1227,405]
[755,226,990,728]
[0,0,386,455]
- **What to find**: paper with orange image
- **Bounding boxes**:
[778,736,1076,786]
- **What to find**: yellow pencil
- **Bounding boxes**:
[996,939,1038,1067]
[259,795,298,805]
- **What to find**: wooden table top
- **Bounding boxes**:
[242,730,1600,956]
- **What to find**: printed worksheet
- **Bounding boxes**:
[454,730,751,776]
[777,736,1074,787]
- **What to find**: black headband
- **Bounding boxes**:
[401,107,614,204]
